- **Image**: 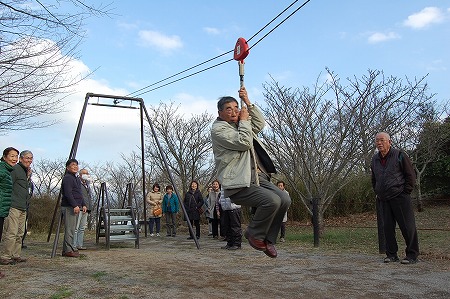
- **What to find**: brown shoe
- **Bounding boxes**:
[12,257,27,263]
[263,242,278,258]
[62,251,80,258]
[0,258,15,265]
[244,230,266,251]
[0,271,5,279]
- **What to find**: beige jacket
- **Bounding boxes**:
[146,191,163,218]
[211,105,270,191]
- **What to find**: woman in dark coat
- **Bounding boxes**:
[0,147,19,277]
[183,180,204,239]
[0,147,19,242]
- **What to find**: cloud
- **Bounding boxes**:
[38,56,132,126]
[72,78,136,124]
[323,72,333,84]
[403,7,446,29]
[425,59,447,71]
[203,27,221,35]
[137,30,183,52]
[367,32,400,44]
[117,21,139,31]
[0,38,139,162]
[338,31,348,39]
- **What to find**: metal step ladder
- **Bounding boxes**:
[95,183,139,249]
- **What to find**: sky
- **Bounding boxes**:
[1,0,449,168]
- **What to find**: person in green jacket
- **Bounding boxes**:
[0,147,19,276]
[2,150,33,264]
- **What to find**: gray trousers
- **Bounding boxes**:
[62,206,78,253]
[73,211,88,248]
[230,174,291,244]
[165,212,177,236]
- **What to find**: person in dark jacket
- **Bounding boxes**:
[183,180,204,239]
[1,150,33,264]
[219,191,243,250]
[0,147,19,272]
[371,132,419,264]
[61,159,86,257]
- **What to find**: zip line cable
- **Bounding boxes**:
[248,0,311,51]
[132,59,233,97]
[126,0,311,98]
[245,0,303,44]
[126,50,234,97]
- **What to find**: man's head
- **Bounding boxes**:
[79,168,90,182]
[66,158,79,174]
[375,132,391,157]
[277,181,286,190]
[19,150,33,168]
[217,96,240,123]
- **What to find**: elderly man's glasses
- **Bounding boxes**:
[222,107,240,114]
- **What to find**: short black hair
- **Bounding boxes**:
[152,183,160,191]
[276,180,285,187]
[2,147,19,158]
[65,158,78,167]
[217,96,238,111]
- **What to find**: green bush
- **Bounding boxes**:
[325,174,375,218]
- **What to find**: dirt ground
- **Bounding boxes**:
[0,227,449,299]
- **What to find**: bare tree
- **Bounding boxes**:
[93,152,144,210]
[0,0,110,133]
[328,69,434,173]
[145,102,215,197]
[31,157,66,197]
[261,77,361,231]
[261,69,437,231]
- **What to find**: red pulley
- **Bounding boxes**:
[233,37,249,62]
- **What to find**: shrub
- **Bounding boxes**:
[28,195,58,233]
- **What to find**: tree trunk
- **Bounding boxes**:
[416,173,424,212]
[312,198,320,247]
[312,198,326,247]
